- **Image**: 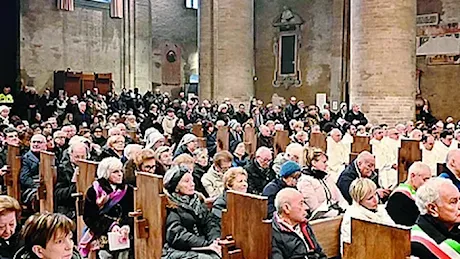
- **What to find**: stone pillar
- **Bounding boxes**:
[199,0,254,103]
[350,0,416,125]
[122,0,135,90]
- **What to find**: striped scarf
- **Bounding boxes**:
[411,224,460,258]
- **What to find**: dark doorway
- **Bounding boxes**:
[0,0,20,95]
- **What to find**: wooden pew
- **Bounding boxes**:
[309,133,327,152]
[192,124,207,148]
[5,145,21,201]
[217,126,230,152]
[350,136,371,162]
[38,151,57,213]
[310,216,343,258]
[221,191,271,259]
[129,172,167,259]
[343,218,410,259]
[243,125,257,157]
[274,130,291,156]
[72,160,98,243]
[102,128,108,138]
[398,140,422,183]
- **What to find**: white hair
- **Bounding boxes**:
[0,105,10,112]
[274,187,300,214]
[407,161,431,181]
[97,157,123,179]
[415,178,453,215]
[255,146,271,157]
[123,144,143,159]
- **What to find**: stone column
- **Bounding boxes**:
[350,0,416,125]
[199,0,254,103]
[122,0,135,89]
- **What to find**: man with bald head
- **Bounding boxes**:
[337,151,391,204]
[326,128,349,182]
[257,124,274,149]
[439,150,460,190]
[245,146,275,195]
[386,162,432,226]
[272,188,326,259]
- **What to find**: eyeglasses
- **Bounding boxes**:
[142,164,156,172]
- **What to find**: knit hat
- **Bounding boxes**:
[163,165,190,194]
[145,132,165,150]
[177,134,197,148]
[279,161,301,178]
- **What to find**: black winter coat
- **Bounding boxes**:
[337,161,380,205]
[386,189,419,226]
[262,179,289,219]
[193,164,210,198]
[83,178,134,238]
[271,215,326,259]
[54,156,77,220]
[345,111,368,126]
[244,159,276,195]
[233,112,249,125]
[19,151,39,190]
[0,224,23,259]
[163,195,220,258]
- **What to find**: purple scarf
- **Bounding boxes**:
[78,181,127,257]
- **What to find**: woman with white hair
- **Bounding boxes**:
[80,157,134,259]
[173,134,198,159]
[411,178,460,259]
[145,131,166,151]
[99,135,125,161]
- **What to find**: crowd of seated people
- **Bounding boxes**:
[0,84,458,259]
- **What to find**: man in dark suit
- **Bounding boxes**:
[73,101,91,129]
[337,151,391,204]
[345,104,368,126]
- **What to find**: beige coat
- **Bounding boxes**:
[201,166,224,198]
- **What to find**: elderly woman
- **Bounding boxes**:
[202,151,234,198]
[15,213,81,259]
[173,134,198,158]
[340,178,394,254]
[0,196,22,258]
[80,157,134,259]
[99,135,125,160]
[411,178,460,259]
[232,142,249,168]
[297,148,347,220]
[124,148,156,186]
[211,167,248,220]
[162,166,221,259]
[154,146,172,176]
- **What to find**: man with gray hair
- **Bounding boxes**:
[272,188,326,259]
[244,146,275,195]
[386,162,432,226]
[411,178,460,258]
[337,151,391,204]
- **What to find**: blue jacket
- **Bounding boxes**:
[19,151,40,190]
[439,167,460,191]
[262,178,289,219]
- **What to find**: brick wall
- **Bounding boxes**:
[350,0,416,126]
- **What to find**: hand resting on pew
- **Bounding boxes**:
[192,239,222,257]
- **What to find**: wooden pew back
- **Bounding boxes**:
[130,172,167,259]
[243,125,257,157]
[274,130,291,156]
[343,218,410,259]
[192,124,207,148]
[5,145,21,201]
[310,216,342,258]
[74,160,98,243]
[398,140,422,183]
[309,133,327,152]
[221,191,271,259]
[38,151,57,213]
[102,128,108,138]
[350,136,370,162]
[217,126,230,152]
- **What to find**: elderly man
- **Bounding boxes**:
[53,130,68,163]
[117,123,134,144]
[439,150,460,191]
[411,178,460,258]
[62,125,77,142]
[386,162,432,226]
[326,128,349,182]
[20,134,47,191]
[337,151,391,204]
[73,101,91,129]
[245,146,275,195]
[272,143,303,177]
[272,188,326,259]
[421,134,437,176]
[55,142,88,220]
[257,125,274,149]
